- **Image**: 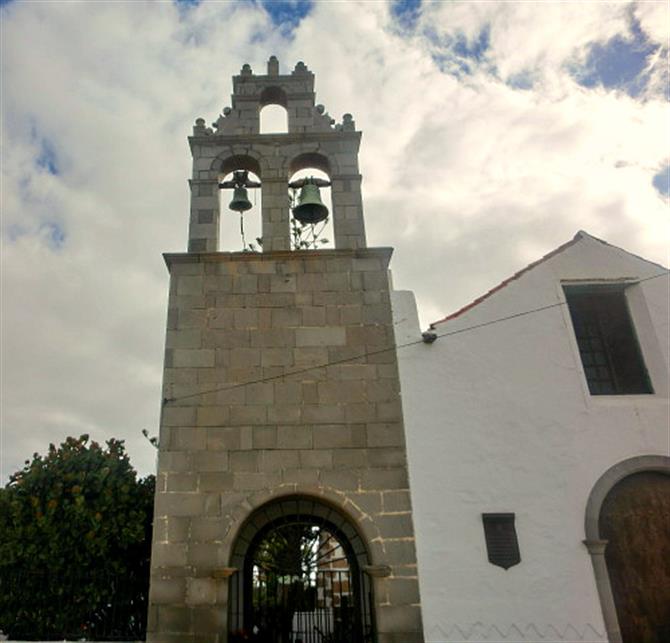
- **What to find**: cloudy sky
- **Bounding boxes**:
[1,0,668,481]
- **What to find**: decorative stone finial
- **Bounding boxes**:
[223,107,232,116]
[342,113,355,131]
[241,63,253,76]
[293,61,308,75]
[268,55,279,76]
[316,104,325,114]
[193,118,210,136]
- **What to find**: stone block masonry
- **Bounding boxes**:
[148,246,423,643]
[149,56,422,643]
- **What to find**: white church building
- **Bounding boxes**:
[393,230,670,642]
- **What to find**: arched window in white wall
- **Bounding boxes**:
[218,169,262,252]
[288,167,334,250]
[260,104,288,134]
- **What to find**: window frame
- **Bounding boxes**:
[562,283,653,396]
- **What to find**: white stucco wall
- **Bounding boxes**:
[393,233,669,642]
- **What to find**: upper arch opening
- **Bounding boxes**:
[259,86,289,134]
[259,85,288,108]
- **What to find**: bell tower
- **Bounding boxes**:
[148,58,424,643]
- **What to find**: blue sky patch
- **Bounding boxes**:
[259,0,312,34]
[652,165,669,198]
[571,13,659,98]
[36,138,59,175]
[391,0,421,31]
[453,25,490,63]
[425,25,493,78]
[39,221,67,250]
[506,70,535,91]
[174,0,201,6]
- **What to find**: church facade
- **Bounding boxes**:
[394,231,670,642]
[147,58,670,643]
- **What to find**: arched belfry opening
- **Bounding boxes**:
[148,57,424,643]
[228,497,375,642]
[218,168,262,252]
[260,86,289,134]
[289,154,334,250]
[216,155,263,252]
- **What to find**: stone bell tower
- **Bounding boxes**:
[148,57,424,643]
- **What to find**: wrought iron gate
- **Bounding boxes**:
[229,506,375,643]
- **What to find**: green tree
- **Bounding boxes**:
[0,435,154,640]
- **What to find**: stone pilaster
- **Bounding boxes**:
[261,178,290,251]
[187,179,219,252]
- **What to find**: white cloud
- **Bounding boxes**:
[1,0,668,481]
[635,0,669,43]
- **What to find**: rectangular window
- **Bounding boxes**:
[564,286,652,395]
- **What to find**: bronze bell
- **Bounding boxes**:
[292,180,328,224]
[229,186,253,213]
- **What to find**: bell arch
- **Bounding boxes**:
[290,152,333,177]
[584,455,670,643]
[289,164,334,251]
[227,494,377,643]
[213,154,263,252]
[211,153,263,179]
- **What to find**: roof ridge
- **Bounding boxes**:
[428,232,574,327]
[430,231,668,327]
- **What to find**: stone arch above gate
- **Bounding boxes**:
[222,488,385,569]
[583,455,670,643]
[227,495,377,643]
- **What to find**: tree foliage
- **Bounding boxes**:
[0,435,154,640]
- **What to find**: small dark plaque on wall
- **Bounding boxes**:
[482,513,521,569]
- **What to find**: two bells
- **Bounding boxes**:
[227,176,329,225]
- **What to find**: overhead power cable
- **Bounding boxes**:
[163,270,668,405]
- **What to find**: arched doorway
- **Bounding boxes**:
[599,471,670,643]
[228,496,375,643]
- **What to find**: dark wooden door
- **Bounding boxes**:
[600,471,670,643]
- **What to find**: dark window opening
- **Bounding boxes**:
[564,286,652,395]
[482,513,520,570]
